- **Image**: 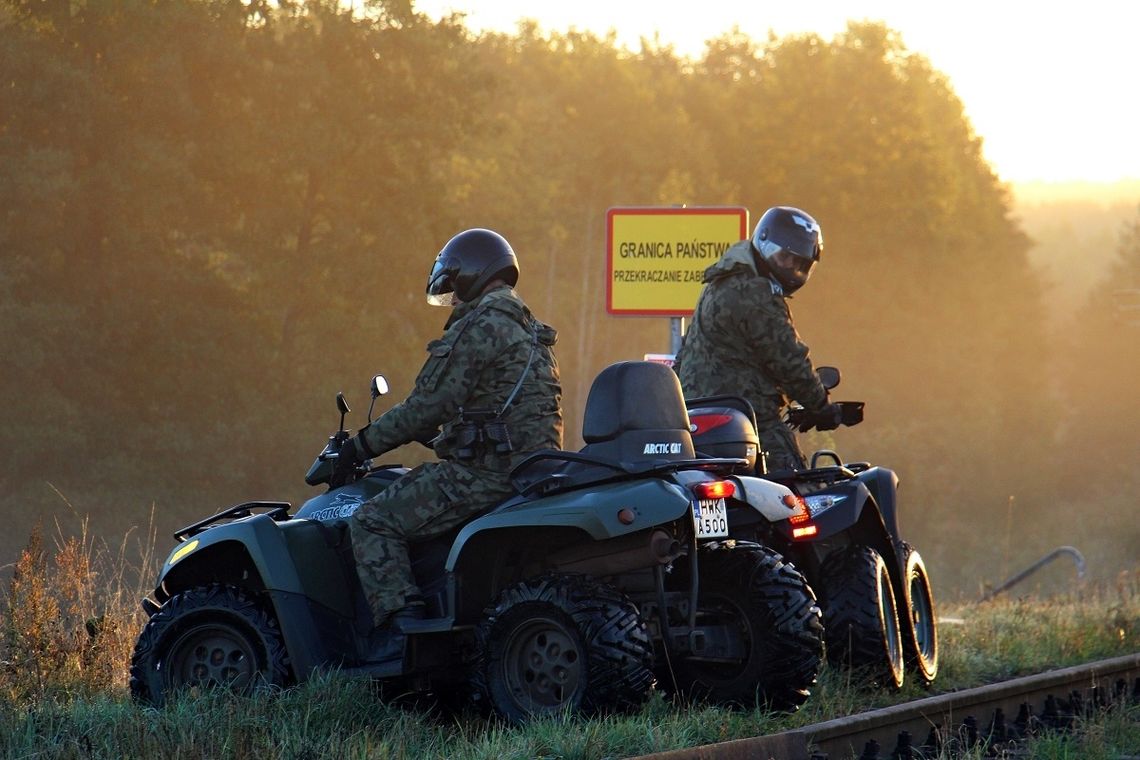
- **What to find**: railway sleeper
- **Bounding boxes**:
[811,675,1140,759]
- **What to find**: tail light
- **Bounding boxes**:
[783,493,819,540]
[692,480,735,500]
[690,413,733,436]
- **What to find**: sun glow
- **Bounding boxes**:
[414,0,1140,185]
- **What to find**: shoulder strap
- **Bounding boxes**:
[499,325,540,415]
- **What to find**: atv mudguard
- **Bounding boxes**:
[850,466,912,612]
[774,467,893,546]
[153,512,358,679]
[158,469,409,610]
[808,480,872,541]
[799,466,903,567]
[151,469,414,678]
[729,475,797,521]
[446,476,693,575]
[855,466,901,541]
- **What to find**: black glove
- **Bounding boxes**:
[333,436,363,480]
[414,427,441,449]
[798,402,843,433]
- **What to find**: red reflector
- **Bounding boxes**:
[690,414,733,436]
[617,508,636,525]
[693,480,735,500]
[792,524,819,539]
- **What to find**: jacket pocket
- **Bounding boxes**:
[418,339,454,393]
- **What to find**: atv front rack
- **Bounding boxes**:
[173,501,291,540]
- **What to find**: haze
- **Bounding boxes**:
[416,0,1140,186]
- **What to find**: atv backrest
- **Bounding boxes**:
[579,361,695,463]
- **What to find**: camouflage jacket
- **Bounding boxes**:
[355,286,563,472]
[674,240,827,423]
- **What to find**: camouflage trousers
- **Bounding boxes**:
[349,459,514,627]
[756,416,808,472]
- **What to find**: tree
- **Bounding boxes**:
[683,22,1055,590]
[0,6,1088,594]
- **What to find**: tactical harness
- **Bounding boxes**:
[453,326,540,461]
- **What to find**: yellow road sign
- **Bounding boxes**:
[606,206,749,316]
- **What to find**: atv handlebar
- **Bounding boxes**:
[305,431,371,489]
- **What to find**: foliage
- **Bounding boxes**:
[1035,204,1140,583]
[1,0,1135,597]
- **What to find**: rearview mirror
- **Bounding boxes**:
[371,375,389,399]
[817,366,841,390]
[336,392,350,434]
[367,375,389,424]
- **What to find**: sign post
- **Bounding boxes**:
[606,206,749,359]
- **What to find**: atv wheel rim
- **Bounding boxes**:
[502,617,583,712]
[164,622,258,692]
[879,571,903,675]
[909,573,936,662]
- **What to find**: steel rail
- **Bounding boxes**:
[978,546,1087,603]
[626,652,1140,760]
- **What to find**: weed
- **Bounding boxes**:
[0,516,1137,759]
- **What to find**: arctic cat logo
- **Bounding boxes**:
[643,442,684,455]
[310,492,364,521]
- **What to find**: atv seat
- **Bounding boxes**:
[510,361,704,495]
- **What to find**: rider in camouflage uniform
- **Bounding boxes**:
[674,206,841,471]
[339,229,562,634]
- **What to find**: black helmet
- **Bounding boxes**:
[426,228,519,305]
[750,206,823,294]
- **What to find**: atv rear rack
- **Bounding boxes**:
[173,501,291,540]
[511,450,747,496]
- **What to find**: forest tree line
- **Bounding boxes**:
[1,0,1137,595]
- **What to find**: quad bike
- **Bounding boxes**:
[129,361,824,721]
[686,367,938,690]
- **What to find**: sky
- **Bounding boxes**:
[412,0,1140,186]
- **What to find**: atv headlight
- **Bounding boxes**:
[802,494,847,518]
[167,539,199,567]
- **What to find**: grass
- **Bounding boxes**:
[1,518,1138,759]
[919,703,1140,760]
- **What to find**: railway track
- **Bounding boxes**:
[628,652,1140,760]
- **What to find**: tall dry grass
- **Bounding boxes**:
[1,505,157,706]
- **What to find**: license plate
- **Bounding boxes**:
[692,498,728,539]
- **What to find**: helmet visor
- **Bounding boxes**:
[769,248,816,291]
[426,255,458,306]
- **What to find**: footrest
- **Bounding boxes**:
[396,616,455,634]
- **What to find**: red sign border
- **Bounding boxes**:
[606,206,749,317]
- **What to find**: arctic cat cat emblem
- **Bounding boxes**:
[643,442,684,455]
[309,492,364,521]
